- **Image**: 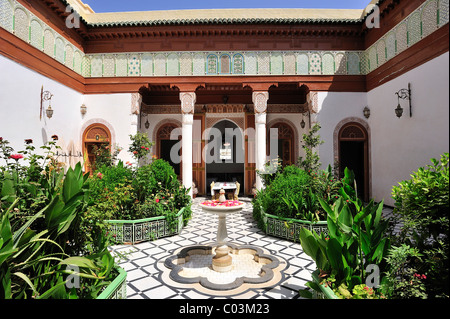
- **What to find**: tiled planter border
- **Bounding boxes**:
[106,207,186,245]
[97,266,127,299]
[261,208,328,242]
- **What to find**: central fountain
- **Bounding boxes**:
[163,190,282,292]
[199,188,244,272]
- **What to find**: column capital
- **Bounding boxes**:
[252,91,269,114]
[307,91,319,114]
[179,92,196,115]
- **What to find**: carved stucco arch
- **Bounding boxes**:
[333,117,372,198]
[266,118,300,164]
[152,118,182,155]
[80,118,116,153]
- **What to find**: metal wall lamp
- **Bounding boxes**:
[395,83,412,118]
[363,106,371,119]
[40,86,54,119]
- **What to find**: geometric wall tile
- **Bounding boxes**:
[167,53,179,76]
[180,52,193,76]
[115,54,128,77]
[219,53,231,74]
[309,53,321,75]
[128,54,140,76]
[347,52,360,75]
[141,53,153,76]
[206,53,218,74]
[193,53,205,75]
[257,52,270,75]
[0,0,14,32]
[385,32,396,60]
[270,52,283,75]
[232,53,244,74]
[91,55,103,77]
[376,40,386,66]
[368,47,377,72]
[438,0,449,27]
[407,12,422,47]
[396,21,408,54]
[103,54,115,77]
[296,53,309,75]
[154,53,166,76]
[335,52,347,75]
[43,28,55,57]
[14,7,29,42]
[30,18,43,49]
[65,44,73,69]
[82,56,91,77]
[244,52,257,75]
[74,50,82,74]
[422,0,438,37]
[55,37,65,64]
[322,52,334,75]
[283,52,296,75]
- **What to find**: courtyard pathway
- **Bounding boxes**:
[110,197,395,299]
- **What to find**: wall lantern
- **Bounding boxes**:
[363,106,371,119]
[144,119,150,129]
[40,86,54,120]
[395,83,412,118]
[300,117,306,129]
[80,104,87,115]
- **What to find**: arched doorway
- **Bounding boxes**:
[206,119,245,196]
[268,122,296,167]
[82,123,111,174]
[338,122,370,202]
[156,123,181,176]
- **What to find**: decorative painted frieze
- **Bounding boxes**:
[0,0,448,78]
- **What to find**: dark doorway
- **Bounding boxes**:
[338,123,369,202]
[160,139,180,175]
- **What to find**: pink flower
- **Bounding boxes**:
[156,199,160,203]
[97,172,103,179]
[9,154,24,160]
[141,146,145,149]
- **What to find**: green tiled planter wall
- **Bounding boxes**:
[261,209,328,242]
[106,207,186,245]
[311,269,339,299]
[97,266,127,299]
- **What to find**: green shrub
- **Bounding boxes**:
[390,153,449,298]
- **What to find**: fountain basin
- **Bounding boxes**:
[199,200,244,272]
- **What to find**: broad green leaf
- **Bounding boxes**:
[326,238,344,271]
[337,205,353,234]
[318,197,334,219]
[60,256,98,270]
[13,272,39,296]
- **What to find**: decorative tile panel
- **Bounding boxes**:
[376,40,386,66]
[0,0,13,32]
[270,52,283,75]
[322,52,334,75]
[232,53,244,74]
[219,54,231,74]
[439,0,449,26]
[43,28,55,57]
[82,56,91,77]
[396,21,408,54]
[141,53,153,76]
[422,0,438,37]
[283,52,296,75]
[30,19,43,49]
[115,54,127,76]
[103,54,115,77]
[368,47,377,72]
[309,53,322,75]
[128,54,140,76]
[180,52,192,75]
[257,52,270,75]
[154,53,166,76]
[55,37,65,64]
[296,53,309,75]
[65,44,73,69]
[347,52,360,75]
[335,52,347,75]
[73,50,82,74]
[193,52,205,75]
[91,55,103,77]
[244,52,257,75]
[167,53,179,76]
[407,12,422,46]
[385,32,396,60]
[207,54,218,74]
[14,6,28,42]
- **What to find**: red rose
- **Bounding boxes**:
[9,154,24,160]
[156,199,160,203]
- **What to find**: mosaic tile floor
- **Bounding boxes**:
[109,197,396,300]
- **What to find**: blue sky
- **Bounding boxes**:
[82,0,371,13]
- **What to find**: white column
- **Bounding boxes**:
[253,91,269,191]
[180,92,196,198]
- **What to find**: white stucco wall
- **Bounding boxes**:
[0,55,83,167]
[367,52,449,206]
